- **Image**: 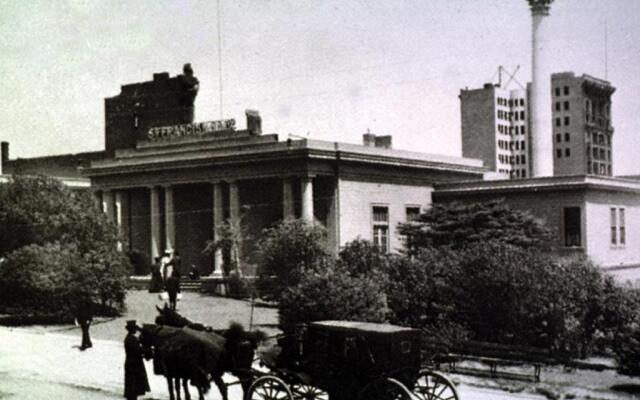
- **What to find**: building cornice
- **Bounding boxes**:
[434,175,640,196]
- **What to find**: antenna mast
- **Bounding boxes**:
[217,0,224,119]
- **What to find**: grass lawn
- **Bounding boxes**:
[14,290,279,342]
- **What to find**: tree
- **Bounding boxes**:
[0,175,130,317]
[398,200,553,255]
[256,219,329,300]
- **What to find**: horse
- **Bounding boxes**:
[154,306,266,400]
[139,324,218,400]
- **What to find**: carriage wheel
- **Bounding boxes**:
[357,378,413,400]
[245,376,294,400]
[411,370,459,400]
[290,383,329,400]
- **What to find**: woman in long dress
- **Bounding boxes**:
[124,320,150,400]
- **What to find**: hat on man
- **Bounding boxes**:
[126,320,139,332]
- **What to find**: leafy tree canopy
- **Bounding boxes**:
[398,200,553,254]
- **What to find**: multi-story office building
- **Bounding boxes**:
[460,72,615,178]
[460,84,530,179]
[551,72,615,176]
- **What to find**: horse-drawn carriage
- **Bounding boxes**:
[150,306,459,400]
[247,320,459,400]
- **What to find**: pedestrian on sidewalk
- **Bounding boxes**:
[75,296,93,351]
[166,266,181,311]
[124,320,150,400]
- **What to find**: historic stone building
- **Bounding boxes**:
[84,66,485,276]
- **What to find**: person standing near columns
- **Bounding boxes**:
[124,320,150,400]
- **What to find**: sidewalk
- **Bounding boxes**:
[0,327,243,399]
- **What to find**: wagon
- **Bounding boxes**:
[245,320,459,400]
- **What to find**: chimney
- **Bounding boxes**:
[527,0,555,177]
[245,109,262,135]
[362,133,392,149]
[0,141,8,174]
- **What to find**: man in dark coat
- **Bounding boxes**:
[166,267,181,311]
[124,320,150,400]
[75,297,93,350]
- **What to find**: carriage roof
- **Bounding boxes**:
[309,321,419,335]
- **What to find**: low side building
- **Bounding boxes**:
[434,175,640,286]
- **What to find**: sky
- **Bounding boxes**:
[1,0,639,174]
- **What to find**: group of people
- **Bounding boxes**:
[150,250,182,310]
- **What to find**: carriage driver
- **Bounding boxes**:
[124,320,150,400]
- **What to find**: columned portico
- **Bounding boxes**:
[212,181,224,275]
[149,186,161,261]
[301,176,314,222]
[282,177,294,219]
[164,185,175,253]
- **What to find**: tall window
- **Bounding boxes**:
[612,208,626,246]
[611,208,618,245]
[620,208,626,245]
[564,207,581,247]
[372,206,389,253]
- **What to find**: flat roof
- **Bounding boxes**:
[435,175,640,195]
[85,135,485,176]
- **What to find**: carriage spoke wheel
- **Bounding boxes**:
[291,384,329,400]
[412,370,459,400]
[357,378,413,400]
[245,376,294,400]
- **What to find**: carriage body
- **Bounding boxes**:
[301,321,421,392]
[250,320,458,400]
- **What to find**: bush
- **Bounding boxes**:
[227,274,254,300]
[0,175,130,319]
[0,242,129,318]
[257,220,329,301]
[278,265,387,333]
[610,289,640,375]
[336,238,391,277]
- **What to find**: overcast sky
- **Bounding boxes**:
[1,0,639,174]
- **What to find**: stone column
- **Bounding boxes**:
[228,180,241,272]
[301,176,314,222]
[114,191,124,252]
[150,186,161,262]
[212,181,224,275]
[282,177,294,219]
[164,185,175,253]
[103,189,115,222]
[93,190,102,211]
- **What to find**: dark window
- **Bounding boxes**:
[405,207,421,222]
[556,134,561,143]
[564,86,569,95]
[611,208,618,245]
[564,101,570,110]
[620,208,626,245]
[556,118,561,127]
[520,99,524,106]
[522,170,526,178]
[565,148,571,157]
[522,155,526,163]
[520,111,525,119]
[521,141,525,150]
[555,87,561,96]
[564,116,570,126]
[565,133,570,142]
[555,102,561,111]
[521,126,526,134]
[564,207,581,247]
[557,149,562,158]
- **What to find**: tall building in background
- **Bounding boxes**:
[461,72,615,178]
[551,72,615,176]
[460,83,530,179]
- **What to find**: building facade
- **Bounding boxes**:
[460,72,615,178]
[460,83,530,179]
[84,67,485,276]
